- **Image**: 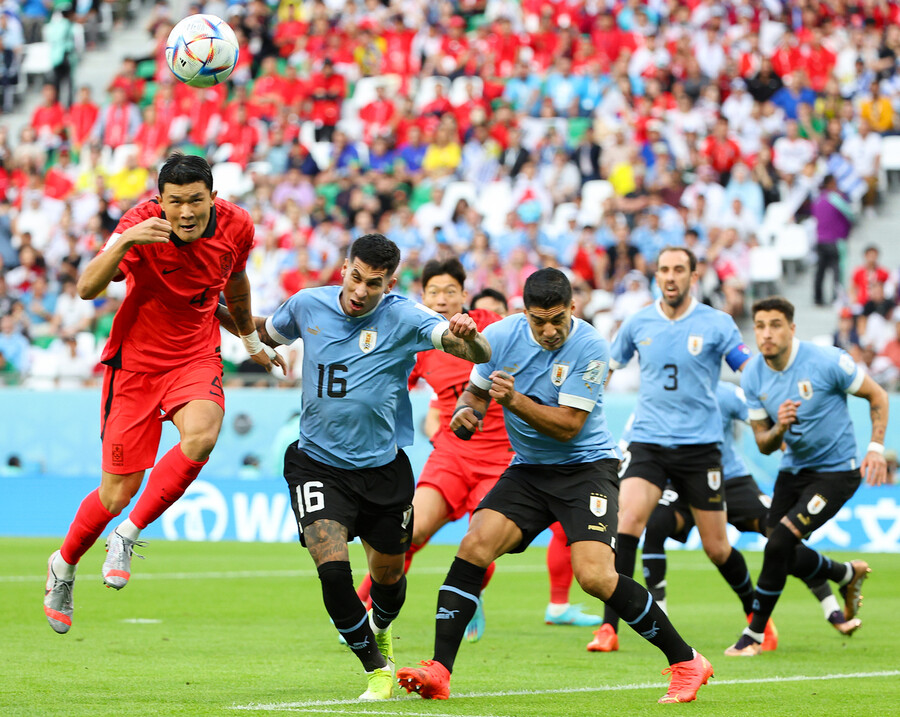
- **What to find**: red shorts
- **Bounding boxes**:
[417,435,514,522]
[100,358,224,474]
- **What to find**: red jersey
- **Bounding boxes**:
[408,308,510,450]
[100,198,253,372]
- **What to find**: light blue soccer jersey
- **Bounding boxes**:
[469,314,619,465]
[741,339,865,472]
[610,299,751,446]
[266,286,449,469]
[717,381,751,480]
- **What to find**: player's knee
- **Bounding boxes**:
[573,565,617,601]
[456,532,497,568]
[180,427,219,461]
[701,538,732,565]
[764,524,798,565]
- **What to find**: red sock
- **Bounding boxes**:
[547,522,572,604]
[481,561,496,592]
[129,445,207,529]
[60,489,117,564]
[356,573,373,603]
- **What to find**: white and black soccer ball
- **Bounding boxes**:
[165,14,239,88]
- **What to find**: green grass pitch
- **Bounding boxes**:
[2,539,899,716]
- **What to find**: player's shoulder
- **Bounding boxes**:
[799,341,853,374]
[716,380,740,401]
[213,197,252,230]
[121,199,163,222]
[384,293,441,321]
[740,353,766,383]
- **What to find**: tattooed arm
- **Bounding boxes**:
[440,312,491,363]
[853,374,890,485]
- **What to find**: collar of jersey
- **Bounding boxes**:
[154,201,218,247]
[654,296,697,322]
[336,289,385,319]
[770,338,801,372]
[525,314,578,351]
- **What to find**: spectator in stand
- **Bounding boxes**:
[359,84,396,143]
[859,281,897,350]
[93,86,140,149]
[841,120,883,217]
[811,175,856,307]
[859,80,894,134]
[702,116,743,185]
[850,245,892,309]
[309,58,346,142]
[107,58,146,105]
[66,86,99,152]
[45,4,78,108]
[50,274,93,339]
[0,314,29,375]
[773,119,817,183]
[133,104,170,169]
[31,84,66,150]
[107,148,150,203]
[880,321,900,373]
[422,125,461,179]
[834,307,861,352]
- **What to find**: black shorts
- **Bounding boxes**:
[476,459,620,553]
[284,444,415,555]
[767,468,861,538]
[651,475,772,543]
[623,442,725,512]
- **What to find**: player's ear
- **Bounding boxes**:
[385,275,398,293]
[340,259,348,278]
[210,190,217,202]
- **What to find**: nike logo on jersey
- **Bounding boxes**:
[162,267,182,275]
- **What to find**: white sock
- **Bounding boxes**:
[52,552,76,580]
[368,612,388,635]
[821,594,841,619]
[116,518,141,541]
[743,627,765,643]
[657,598,668,616]
[546,602,570,617]
[837,562,854,586]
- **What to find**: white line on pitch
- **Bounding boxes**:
[230,670,900,712]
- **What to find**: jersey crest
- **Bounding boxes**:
[219,252,233,278]
[359,329,378,353]
[798,379,813,400]
[688,334,704,356]
[590,494,608,517]
[707,468,722,491]
[550,362,570,387]
[807,494,827,515]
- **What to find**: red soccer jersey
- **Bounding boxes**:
[408,308,510,449]
[100,198,253,373]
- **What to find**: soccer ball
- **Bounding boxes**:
[165,14,239,88]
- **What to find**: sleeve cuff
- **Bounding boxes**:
[431,321,451,351]
[265,315,293,346]
[559,393,596,412]
[469,365,492,390]
[609,358,626,371]
[846,371,865,395]
[747,407,769,421]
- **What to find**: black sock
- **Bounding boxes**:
[748,524,797,634]
[608,575,693,665]
[433,557,486,672]
[717,548,755,614]
[602,532,639,632]
[806,577,832,602]
[370,575,406,630]
[791,543,849,584]
[642,512,674,600]
[317,561,383,671]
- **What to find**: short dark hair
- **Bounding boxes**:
[523,268,572,309]
[658,245,697,272]
[470,287,508,313]
[421,257,466,291]
[349,233,401,275]
[158,153,213,194]
[752,296,795,322]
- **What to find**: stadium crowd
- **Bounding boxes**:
[2,0,900,389]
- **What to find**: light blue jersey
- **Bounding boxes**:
[266,286,449,470]
[470,314,619,465]
[717,381,751,480]
[741,340,864,473]
[610,299,751,446]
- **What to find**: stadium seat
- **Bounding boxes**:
[773,223,811,281]
[757,201,794,246]
[882,136,900,172]
[550,202,578,237]
[108,144,138,174]
[309,141,333,170]
[441,181,478,217]
[20,42,53,83]
[449,76,483,105]
[748,245,783,299]
[476,179,513,236]
[337,117,364,142]
[580,180,614,227]
[299,121,316,149]
[211,162,252,201]
[413,76,451,112]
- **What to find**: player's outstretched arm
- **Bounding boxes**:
[489,370,589,442]
[750,400,798,454]
[77,218,171,299]
[440,312,491,363]
[853,374,890,485]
